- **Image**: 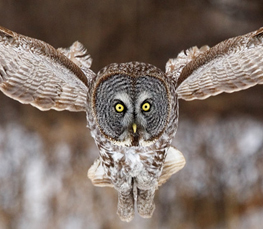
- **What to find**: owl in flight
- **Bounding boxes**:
[0,26,263,221]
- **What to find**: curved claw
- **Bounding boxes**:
[117,189,135,222]
[137,188,156,218]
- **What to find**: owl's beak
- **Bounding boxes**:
[132,123,137,134]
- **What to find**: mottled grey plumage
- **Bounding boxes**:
[0,25,263,221]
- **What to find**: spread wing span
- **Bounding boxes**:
[166,27,263,100]
[0,26,95,111]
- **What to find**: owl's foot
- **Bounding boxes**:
[137,188,155,218]
[117,189,134,222]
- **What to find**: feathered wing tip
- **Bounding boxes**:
[165,45,210,80]
[58,41,94,78]
[87,158,114,187]
[0,25,93,112]
[158,146,186,187]
[170,27,263,101]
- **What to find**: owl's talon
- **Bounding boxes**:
[117,211,134,222]
[136,188,155,218]
[137,203,155,218]
[117,189,134,222]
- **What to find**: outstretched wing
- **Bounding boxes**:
[0,26,96,111]
[166,27,263,101]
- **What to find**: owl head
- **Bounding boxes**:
[91,62,171,147]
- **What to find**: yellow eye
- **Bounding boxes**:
[141,102,151,112]
[115,103,125,112]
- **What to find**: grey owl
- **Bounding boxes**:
[0,25,263,222]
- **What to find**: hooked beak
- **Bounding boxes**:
[131,123,139,146]
[132,123,137,134]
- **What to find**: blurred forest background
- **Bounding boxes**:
[0,0,263,228]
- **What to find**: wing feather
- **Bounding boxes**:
[0,26,96,111]
[167,27,263,100]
